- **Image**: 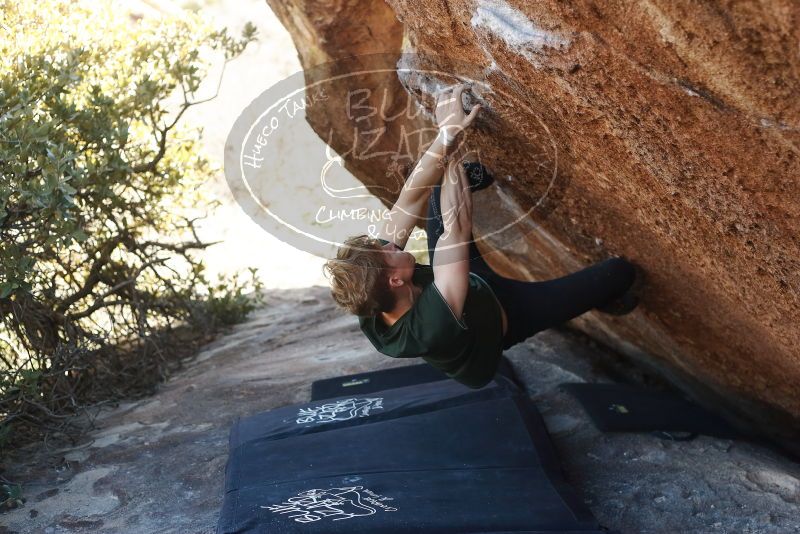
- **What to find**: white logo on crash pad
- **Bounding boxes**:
[262,486,397,523]
[295,397,384,425]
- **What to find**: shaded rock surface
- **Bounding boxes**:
[3,287,799,533]
[263,0,800,451]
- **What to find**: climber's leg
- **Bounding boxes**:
[481,258,637,350]
[427,182,636,348]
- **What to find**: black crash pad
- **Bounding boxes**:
[310,356,520,401]
[217,365,613,533]
[560,382,744,440]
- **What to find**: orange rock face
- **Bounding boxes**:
[266,0,800,451]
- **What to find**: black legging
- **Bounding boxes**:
[426,184,636,350]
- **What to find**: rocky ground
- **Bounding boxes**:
[3,286,800,533]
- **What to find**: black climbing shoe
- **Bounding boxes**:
[596,257,641,316]
[597,289,639,315]
[462,161,495,192]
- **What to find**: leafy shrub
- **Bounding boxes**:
[0,1,261,455]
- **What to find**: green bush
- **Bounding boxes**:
[0,1,261,455]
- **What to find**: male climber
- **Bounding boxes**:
[323,83,637,388]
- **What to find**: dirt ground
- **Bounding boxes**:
[3,285,799,533]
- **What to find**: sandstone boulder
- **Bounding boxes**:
[264,0,800,452]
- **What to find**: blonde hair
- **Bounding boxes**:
[322,235,396,316]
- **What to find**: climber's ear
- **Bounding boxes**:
[386,269,404,289]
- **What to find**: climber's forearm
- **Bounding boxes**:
[400,129,454,204]
[377,130,455,248]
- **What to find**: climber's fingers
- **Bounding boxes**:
[464,103,482,127]
[435,82,482,133]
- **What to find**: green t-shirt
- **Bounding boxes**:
[358,241,504,388]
